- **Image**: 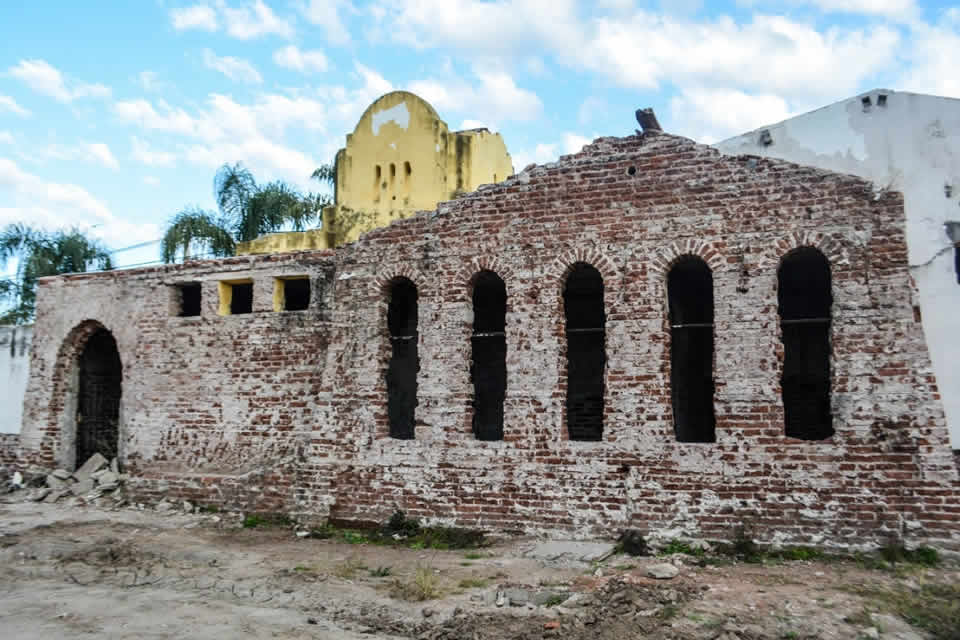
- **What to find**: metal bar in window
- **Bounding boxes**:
[472,331,506,338]
[390,335,416,341]
[781,318,830,325]
[567,327,605,334]
[670,322,714,329]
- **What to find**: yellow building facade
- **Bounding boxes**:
[237,91,514,255]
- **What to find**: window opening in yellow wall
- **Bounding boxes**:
[274,277,310,312]
[218,280,253,315]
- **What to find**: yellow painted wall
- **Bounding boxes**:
[237,91,514,254]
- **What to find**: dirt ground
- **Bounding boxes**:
[1,498,957,640]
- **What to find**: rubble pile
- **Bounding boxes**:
[7,453,127,508]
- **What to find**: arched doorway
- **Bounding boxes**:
[75,329,122,468]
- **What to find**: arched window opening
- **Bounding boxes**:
[76,329,122,469]
[471,271,507,441]
[667,257,716,442]
[778,247,833,440]
[387,278,418,439]
[563,264,606,441]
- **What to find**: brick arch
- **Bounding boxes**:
[650,240,726,277]
[457,256,517,302]
[764,231,846,271]
[371,265,427,298]
[46,319,122,470]
[546,247,619,296]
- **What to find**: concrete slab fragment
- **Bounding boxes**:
[522,540,617,567]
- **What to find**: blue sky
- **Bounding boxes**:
[1,0,958,269]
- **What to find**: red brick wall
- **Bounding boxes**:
[19,132,960,550]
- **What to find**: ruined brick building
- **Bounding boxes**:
[13,119,960,550]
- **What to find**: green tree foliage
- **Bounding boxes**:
[0,224,113,324]
[161,163,335,263]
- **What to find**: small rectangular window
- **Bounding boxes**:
[177,283,202,317]
[274,277,310,311]
[218,280,253,315]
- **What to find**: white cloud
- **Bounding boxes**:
[299,0,351,45]
[112,62,396,186]
[8,59,111,103]
[113,99,200,136]
[0,158,159,249]
[202,49,263,84]
[562,133,593,154]
[131,137,177,167]
[0,95,30,117]
[85,143,120,170]
[410,68,542,128]
[899,12,960,98]
[377,2,898,103]
[222,0,294,39]
[273,45,329,73]
[511,142,560,172]
[459,119,487,130]
[136,71,163,92]
[143,176,161,186]
[669,87,793,143]
[792,0,917,19]
[170,4,219,31]
[0,132,13,145]
[19,142,120,170]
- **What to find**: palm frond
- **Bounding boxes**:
[214,163,256,222]
[161,208,235,263]
[311,163,336,188]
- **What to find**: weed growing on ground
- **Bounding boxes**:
[242,513,292,529]
[311,511,487,551]
[842,582,960,640]
[544,594,568,607]
[369,566,392,577]
[457,577,489,589]
[333,555,367,579]
[391,566,443,601]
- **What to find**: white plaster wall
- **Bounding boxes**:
[717,90,960,446]
[0,325,32,434]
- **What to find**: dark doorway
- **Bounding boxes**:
[471,271,507,440]
[564,263,606,441]
[76,329,122,469]
[778,247,833,440]
[668,257,716,442]
[387,278,418,439]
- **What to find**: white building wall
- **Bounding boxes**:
[717,90,960,447]
[0,325,32,434]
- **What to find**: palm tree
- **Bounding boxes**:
[0,224,113,324]
[161,163,335,263]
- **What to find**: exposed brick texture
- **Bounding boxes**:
[0,434,19,473]
[18,133,960,550]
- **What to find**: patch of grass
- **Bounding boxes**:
[198,504,219,514]
[843,582,960,640]
[391,566,443,601]
[317,511,487,551]
[242,513,293,529]
[659,540,706,558]
[463,551,489,560]
[659,604,680,620]
[333,555,367,579]
[293,565,312,573]
[879,544,939,567]
[776,546,822,561]
[613,563,636,571]
[544,594,568,607]
[457,577,489,589]
[369,566,392,578]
